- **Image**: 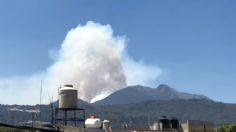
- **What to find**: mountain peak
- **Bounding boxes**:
[156,84,177,93]
[157,84,171,88]
[94,84,210,105]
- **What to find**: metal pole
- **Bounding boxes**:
[51,103,54,125]
[39,80,42,121]
[32,113,34,127]
[65,111,67,125]
[83,109,85,128]
[10,111,14,125]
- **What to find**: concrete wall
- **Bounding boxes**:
[62,127,110,132]
[182,120,214,132]
[181,123,188,132]
[62,126,85,132]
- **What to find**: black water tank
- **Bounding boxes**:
[170,117,179,129]
[159,116,170,129]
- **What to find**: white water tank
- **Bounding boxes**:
[59,85,78,109]
[102,120,110,129]
[85,118,102,128]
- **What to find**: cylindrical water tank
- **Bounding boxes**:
[102,120,110,129]
[85,118,102,129]
[159,116,170,130]
[170,117,179,129]
[59,85,78,109]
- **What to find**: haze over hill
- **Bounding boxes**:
[94,84,209,105]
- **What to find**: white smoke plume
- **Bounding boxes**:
[0,21,161,104]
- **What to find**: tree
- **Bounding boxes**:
[216,124,236,132]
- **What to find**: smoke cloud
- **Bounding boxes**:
[0,21,161,104]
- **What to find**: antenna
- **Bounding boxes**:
[47,90,54,125]
[51,95,54,125]
[147,114,150,126]
[39,80,43,121]
[58,85,61,103]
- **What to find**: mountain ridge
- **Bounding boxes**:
[94,84,210,105]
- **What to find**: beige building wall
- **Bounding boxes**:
[181,120,214,132]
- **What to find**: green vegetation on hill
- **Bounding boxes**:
[1,99,236,129]
[0,126,28,132]
[216,124,236,132]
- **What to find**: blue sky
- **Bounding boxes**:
[0,0,236,103]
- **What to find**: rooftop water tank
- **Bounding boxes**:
[102,120,110,129]
[159,116,170,130]
[85,118,102,129]
[59,85,78,109]
[170,117,179,129]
